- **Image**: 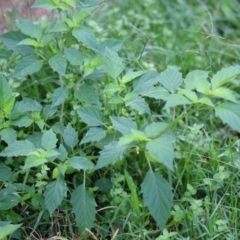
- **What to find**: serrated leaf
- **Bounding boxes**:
[72,7,95,25]
[215,101,240,132]
[163,94,191,109]
[146,135,175,170]
[80,127,107,144]
[110,116,137,135]
[197,97,214,107]
[0,128,17,145]
[70,156,94,170]
[77,106,103,126]
[0,163,15,182]
[72,27,99,51]
[103,47,124,79]
[0,74,15,117]
[211,65,240,90]
[70,185,97,231]
[17,97,42,112]
[179,89,198,102]
[50,22,68,32]
[41,129,58,150]
[64,48,83,65]
[212,87,238,103]
[74,84,99,105]
[159,67,183,92]
[0,31,33,54]
[121,71,146,84]
[63,123,78,148]
[118,134,136,146]
[125,96,151,115]
[195,78,211,94]
[16,19,42,41]
[141,170,173,229]
[184,70,209,90]
[18,38,40,47]
[98,38,123,53]
[48,54,67,76]
[44,178,67,214]
[0,140,35,157]
[144,122,168,138]
[10,115,33,128]
[96,141,127,169]
[0,187,21,210]
[13,55,43,78]
[58,144,68,161]
[31,0,58,9]
[51,86,68,108]
[141,86,170,100]
[24,155,47,169]
[0,223,21,239]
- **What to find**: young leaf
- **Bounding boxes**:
[15,19,42,42]
[110,116,137,135]
[0,223,22,239]
[146,135,175,171]
[63,123,79,148]
[48,54,67,76]
[211,65,240,90]
[178,89,198,102]
[31,0,59,9]
[70,185,97,231]
[44,178,67,214]
[17,38,40,47]
[212,87,238,103]
[24,155,47,169]
[80,127,107,144]
[74,84,99,105]
[96,141,127,169]
[41,129,58,150]
[144,122,168,138]
[194,78,211,94]
[0,140,35,157]
[13,56,43,78]
[141,170,173,230]
[70,156,94,170]
[103,47,124,79]
[51,87,68,108]
[64,48,83,65]
[215,101,240,132]
[77,106,103,126]
[0,74,15,117]
[184,70,209,90]
[159,67,183,92]
[121,71,146,84]
[163,94,191,109]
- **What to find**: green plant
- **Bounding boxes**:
[1,0,240,239]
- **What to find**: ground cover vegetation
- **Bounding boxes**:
[0,0,240,239]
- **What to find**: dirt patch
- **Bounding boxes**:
[0,0,51,34]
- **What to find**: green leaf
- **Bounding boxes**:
[121,71,146,84]
[64,48,83,65]
[51,86,68,108]
[31,0,58,9]
[212,87,238,103]
[141,170,173,230]
[0,128,17,145]
[70,156,94,170]
[103,47,124,79]
[72,7,95,25]
[0,74,15,117]
[50,22,68,32]
[184,70,209,90]
[15,19,42,41]
[63,123,78,148]
[163,94,191,109]
[10,115,33,128]
[16,97,42,112]
[215,101,240,132]
[44,178,67,214]
[74,84,99,105]
[17,38,40,47]
[110,116,137,135]
[195,78,211,94]
[159,67,183,92]
[0,223,21,239]
[77,106,103,126]
[0,140,35,157]
[179,89,198,102]
[0,186,21,210]
[24,154,47,169]
[58,144,68,161]
[211,65,240,90]
[72,27,99,51]
[125,96,151,115]
[141,86,170,100]
[146,135,175,171]
[144,122,168,138]
[0,31,34,54]
[0,163,15,182]
[197,97,214,107]
[48,54,67,76]
[13,55,43,78]
[41,129,58,150]
[80,127,107,144]
[70,185,97,231]
[96,142,127,169]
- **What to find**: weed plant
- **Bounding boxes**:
[0,0,240,239]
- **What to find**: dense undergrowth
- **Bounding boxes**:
[0,0,240,239]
